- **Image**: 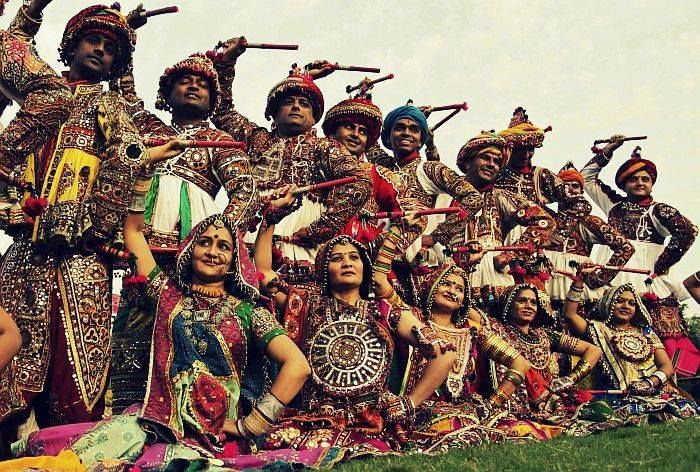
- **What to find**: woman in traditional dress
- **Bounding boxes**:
[378,256,532,451]
[8,176,310,469]
[563,273,699,424]
[255,220,456,462]
[477,284,605,437]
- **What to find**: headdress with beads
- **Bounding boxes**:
[614,146,657,190]
[497,106,552,149]
[175,213,259,301]
[155,53,221,116]
[322,98,383,148]
[456,130,508,174]
[59,4,136,80]
[418,262,472,328]
[494,283,555,328]
[265,66,324,122]
[590,283,652,327]
[314,235,374,299]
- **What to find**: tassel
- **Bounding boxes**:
[21,196,48,217]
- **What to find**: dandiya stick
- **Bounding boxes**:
[346,73,394,94]
[362,207,461,220]
[144,138,247,150]
[585,389,628,395]
[430,102,469,112]
[430,108,461,132]
[292,177,357,195]
[593,136,647,145]
[144,6,178,17]
[451,244,535,254]
[332,64,381,73]
[150,246,178,254]
[246,43,299,50]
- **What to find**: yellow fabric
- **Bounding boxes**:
[42,148,100,204]
[0,450,86,472]
[498,122,543,139]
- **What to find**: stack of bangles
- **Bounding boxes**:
[565,284,584,303]
[379,286,403,307]
[481,333,521,365]
[128,166,154,213]
[237,392,286,440]
[375,228,403,275]
[503,368,525,387]
[488,387,510,408]
[651,370,669,386]
[569,360,592,383]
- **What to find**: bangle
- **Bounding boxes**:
[565,286,584,303]
[379,287,403,307]
[488,388,510,407]
[503,368,525,386]
[569,284,584,292]
[133,175,153,194]
[256,392,286,423]
[237,418,252,440]
[651,370,668,385]
[374,260,391,274]
[694,271,700,285]
[128,192,147,213]
[569,360,592,384]
[241,407,273,437]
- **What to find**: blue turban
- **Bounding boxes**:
[380,105,429,150]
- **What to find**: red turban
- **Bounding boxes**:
[615,158,657,189]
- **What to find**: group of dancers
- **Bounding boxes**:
[0,1,698,470]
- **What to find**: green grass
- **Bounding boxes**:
[335,420,700,472]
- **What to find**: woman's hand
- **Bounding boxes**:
[221,419,241,438]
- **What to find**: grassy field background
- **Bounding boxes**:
[336,420,700,472]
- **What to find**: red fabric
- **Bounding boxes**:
[524,368,552,403]
[669,339,700,377]
[397,151,420,166]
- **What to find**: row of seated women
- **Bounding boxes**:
[4,198,698,471]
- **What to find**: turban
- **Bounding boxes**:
[498,106,550,148]
[557,164,584,188]
[59,4,136,80]
[322,98,383,147]
[456,130,507,174]
[156,53,220,114]
[265,70,324,122]
[380,105,429,150]
[615,158,657,189]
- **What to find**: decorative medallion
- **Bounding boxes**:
[610,329,652,363]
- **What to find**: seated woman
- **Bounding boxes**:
[9,152,310,469]
[255,221,456,462]
[564,271,699,423]
[479,284,604,437]
[374,233,532,450]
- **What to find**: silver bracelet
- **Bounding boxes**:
[256,392,286,423]
[566,287,584,303]
[651,370,668,385]
[237,417,252,440]
[694,271,700,285]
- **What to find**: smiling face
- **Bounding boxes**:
[389,118,422,158]
[623,170,653,199]
[465,146,503,186]
[432,272,466,316]
[168,73,212,118]
[326,241,364,292]
[332,122,369,157]
[508,287,538,327]
[70,33,116,81]
[611,290,637,325]
[274,94,315,137]
[191,225,235,284]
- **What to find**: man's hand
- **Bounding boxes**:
[126,3,148,30]
[305,60,335,80]
[465,241,487,265]
[269,184,298,209]
[493,254,509,273]
[146,138,187,166]
[419,105,433,119]
[219,36,248,62]
[602,134,625,156]
[25,0,53,19]
[289,227,316,248]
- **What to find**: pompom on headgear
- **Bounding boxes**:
[456,130,507,174]
[614,146,657,190]
[497,106,551,149]
[155,53,221,115]
[58,4,136,80]
[265,66,324,122]
[322,98,383,148]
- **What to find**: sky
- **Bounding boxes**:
[1,0,698,311]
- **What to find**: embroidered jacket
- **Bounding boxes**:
[211,61,371,245]
[581,152,697,276]
[494,164,568,205]
[118,69,258,247]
